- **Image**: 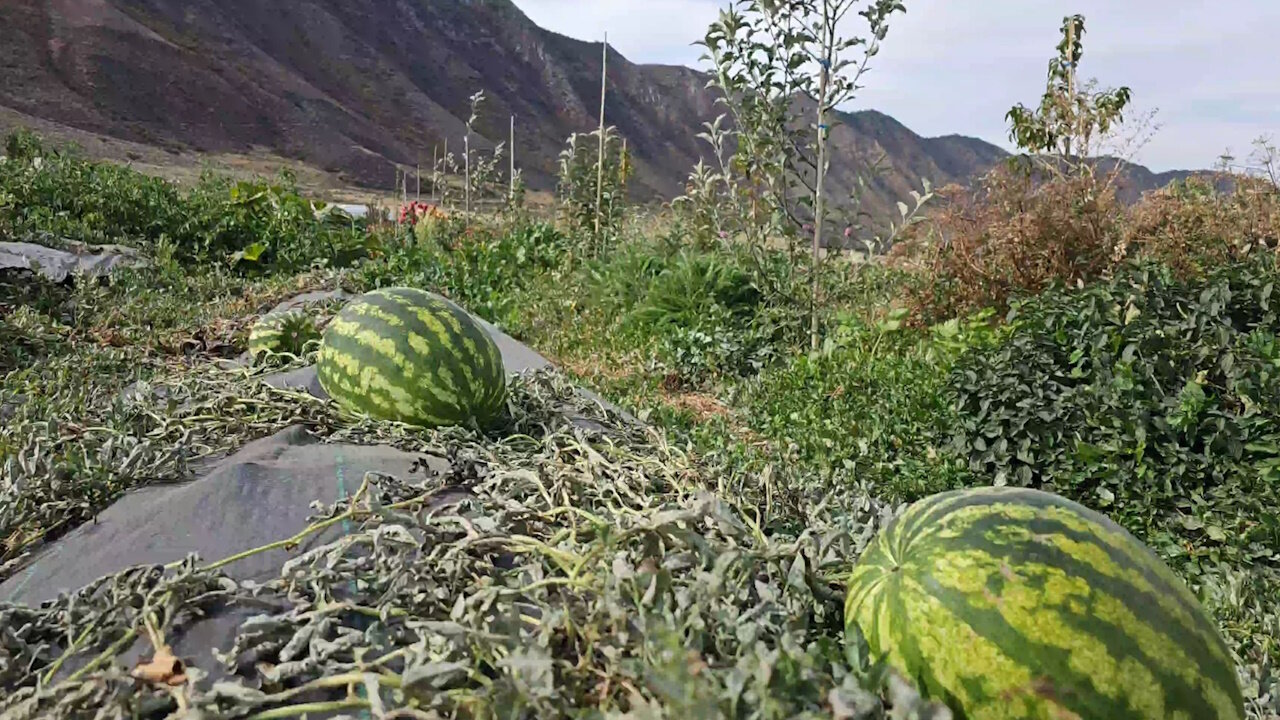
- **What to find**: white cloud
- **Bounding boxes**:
[514,0,1280,171]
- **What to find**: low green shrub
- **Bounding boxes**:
[367,218,568,325]
[583,241,671,319]
[944,256,1280,572]
[741,310,980,500]
[0,130,381,271]
[178,174,382,270]
[630,250,762,329]
[0,137,183,246]
[624,250,783,385]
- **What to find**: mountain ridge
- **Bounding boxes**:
[0,0,1196,222]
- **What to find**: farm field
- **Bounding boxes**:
[3,118,1278,717]
[1,5,1279,718]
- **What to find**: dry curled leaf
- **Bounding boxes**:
[131,645,187,687]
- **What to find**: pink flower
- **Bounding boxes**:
[844,226,853,238]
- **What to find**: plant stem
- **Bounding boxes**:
[200,477,372,572]
[64,627,139,683]
[41,625,95,684]
[246,699,370,720]
[1065,18,1076,160]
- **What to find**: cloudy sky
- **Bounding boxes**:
[515,0,1279,172]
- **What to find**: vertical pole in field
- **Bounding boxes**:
[594,32,608,254]
[464,131,472,217]
[431,145,439,204]
[509,114,516,204]
[394,166,402,232]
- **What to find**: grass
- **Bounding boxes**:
[2,130,1278,717]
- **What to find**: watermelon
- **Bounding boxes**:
[249,309,321,363]
[845,487,1244,720]
[316,287,506,428]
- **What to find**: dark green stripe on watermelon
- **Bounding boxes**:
[845,487,1244,720]
[364,289,504,410]
[316,287,506,428]
[356,289,501,412]
[907,488,1237,675]
[249,309,320,362]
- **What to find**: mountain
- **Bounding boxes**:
[0,0,1196,220]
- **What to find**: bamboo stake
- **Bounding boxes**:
[431,145,439,204]
[594,32,608,252]
[464,131,472,216]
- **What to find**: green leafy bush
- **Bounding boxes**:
[631,250,762,329]
[945,257,1280,571]
[583,242,671,319]
[369,219,568,325]
[0,130,381,271]
[3,127,45,162]
[654,313,778,384]
[742,313,974,499]
[0,137,184,246]
[626,250,780,383]
[178,174,380,270]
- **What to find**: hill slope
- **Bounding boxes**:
[0,0,1194,216]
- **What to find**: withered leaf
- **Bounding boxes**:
[131,645,187,687]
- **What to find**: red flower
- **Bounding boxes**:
[399,201,443,224]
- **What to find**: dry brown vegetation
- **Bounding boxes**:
[1123,174,1280,276]
[892,163,1280,323]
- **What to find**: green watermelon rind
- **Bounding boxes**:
[845,486,1245,720]
[315,287,507,429]
[248,309,321,362]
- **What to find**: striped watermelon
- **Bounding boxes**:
[316,287,506,428]
[249,309,321,363]
[845,487,1244,720]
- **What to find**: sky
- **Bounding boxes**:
[515,0,1280,172]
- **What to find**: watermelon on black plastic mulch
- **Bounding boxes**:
[248,309,321,363]
[316,287,507,429]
